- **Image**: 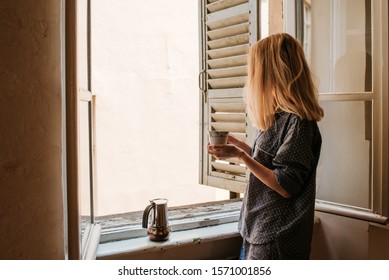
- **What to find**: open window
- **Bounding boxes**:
[65,0,270,256]
[66,0,100,260]
[284,0,388,223]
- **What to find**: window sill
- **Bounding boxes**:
[96,222,241,260]
[95,199,322,259]
[95,199,242,243]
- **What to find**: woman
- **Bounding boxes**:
[208,33,324,260]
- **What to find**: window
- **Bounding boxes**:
[66,0,387,259]
[65,0,268,257]
[66,0,101,260]
[285,0,388,223]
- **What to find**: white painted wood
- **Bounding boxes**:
[208,88,243,98]
[206,0,248,13]
[207,12,249,30]
[207,34,249,49]
[208,76,247,89]
[207,44,248,59]
[200,0,258,192]
[81,223,101,260]
[207,22,249,40]
[211,112,246,123]
[316,201,388,224]
[207,2,250,24]
[207,54,247,69]
[211,161,246,174]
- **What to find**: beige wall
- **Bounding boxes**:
[311,212,389,260]
[269,0,283,34]
[0,0,65,259]
[89,0,225,216]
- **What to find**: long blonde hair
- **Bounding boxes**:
[245,33,324,131]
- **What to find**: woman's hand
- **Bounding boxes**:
[207,143,244,160]
[227,134,240,145]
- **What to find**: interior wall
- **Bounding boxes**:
[311,212,389,260]
[368,224,389,259]
[0,0,65,259]
[311,211,369,259]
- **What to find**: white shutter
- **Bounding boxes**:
[199,0,259,193]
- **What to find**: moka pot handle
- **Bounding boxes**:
[142,203,155,228]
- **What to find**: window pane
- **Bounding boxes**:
[316,101,372,209]
[309,0,372,93]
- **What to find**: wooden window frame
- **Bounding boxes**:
[285,0,388,223]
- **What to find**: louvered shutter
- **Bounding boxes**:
[199,0,259,193]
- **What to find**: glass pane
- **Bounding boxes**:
[316,101,372,209]
[307,0,372,93]
[79,101,92,230]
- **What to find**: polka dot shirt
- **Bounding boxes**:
[238,111,322,255]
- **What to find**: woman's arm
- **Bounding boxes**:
[227,134,252,155]
[208,143,291,198]
[240,152,291,198]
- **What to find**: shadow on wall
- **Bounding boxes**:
[310,211,369,260]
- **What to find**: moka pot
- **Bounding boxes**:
[142,198,170,241]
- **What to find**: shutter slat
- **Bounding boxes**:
[207,34,249,50]
[207,44,248,59]
[211,161,246,175]
[207,12,249,30]
[208,88,243,98]
[207,22,249,40]
[207,2,250,25]
[211,102,245,113]
[229,132,246,142]
[211,112,246,122]
[207,176,247,193]
[208,76,246,89]
[211,122,246,133]
[206,0,248,13]
[208,54,247,69]
[208,65,247,79]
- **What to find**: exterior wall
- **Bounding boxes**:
[0,0,65,259]
[90,0,224,216]
[269,0,283,34]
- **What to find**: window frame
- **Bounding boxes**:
[285,0,388,223]
[65,0,388,257]
[65,0,101,260]
[65,0,267,251]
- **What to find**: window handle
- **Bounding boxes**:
[198,70,207,101]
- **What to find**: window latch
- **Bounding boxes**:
[198,70,207,102]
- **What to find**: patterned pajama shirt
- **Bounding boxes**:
[238,111,322,260]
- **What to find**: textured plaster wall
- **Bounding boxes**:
[0,0,64,259]
[90,0,225,216]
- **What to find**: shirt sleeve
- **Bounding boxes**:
[272,117,316,197]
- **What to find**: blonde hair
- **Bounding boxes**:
[245,33,324,131]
